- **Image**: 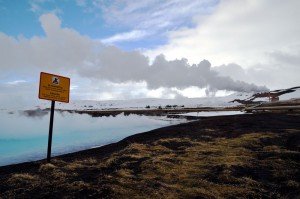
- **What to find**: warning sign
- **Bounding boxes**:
[39,72,70,103]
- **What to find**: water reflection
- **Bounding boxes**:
[0,110,185,166]
[175,111,245,117]
[21,109,49,118]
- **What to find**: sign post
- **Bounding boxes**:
[47,100,55,163]
[39,72,70,163]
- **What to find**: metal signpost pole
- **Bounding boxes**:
[39,72,70,163]
[47,100,55,163]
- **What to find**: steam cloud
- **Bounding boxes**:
[0,13,268,95]
[81,46,268,93]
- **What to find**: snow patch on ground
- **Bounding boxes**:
[35,92,252,110]
[5,89,299,111]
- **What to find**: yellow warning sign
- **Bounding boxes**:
[39,72,70,103]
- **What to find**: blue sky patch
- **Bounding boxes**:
[0,0,219,51]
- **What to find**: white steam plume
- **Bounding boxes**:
[0,13,268,95]
[80,46,268,92]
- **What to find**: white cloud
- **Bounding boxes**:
[0,13,94,73]
[0,12,276,108]
[94,0,218,40]
[101,30,149,44]
[29,2,41,13]
[145,0,300,89]
[29,0,62,15]
[0,81,39,109]
[5,80,28,85]
[76,0,86,7]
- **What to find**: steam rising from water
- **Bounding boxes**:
[0,110,183,166]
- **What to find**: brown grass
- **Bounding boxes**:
[8,173,39,184]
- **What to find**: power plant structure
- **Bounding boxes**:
[230,86,300,105]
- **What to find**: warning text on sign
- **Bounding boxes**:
[39,72,70,103]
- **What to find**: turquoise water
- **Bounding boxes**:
[0,110,183,166]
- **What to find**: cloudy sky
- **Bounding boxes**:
[0,0,299,107]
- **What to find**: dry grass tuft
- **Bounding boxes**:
[65,162,85,171]
[286,180,299,188]
[81,158,98,165]
[8,173,39,185]
[39,163,57,172]
[68,181,91,191]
